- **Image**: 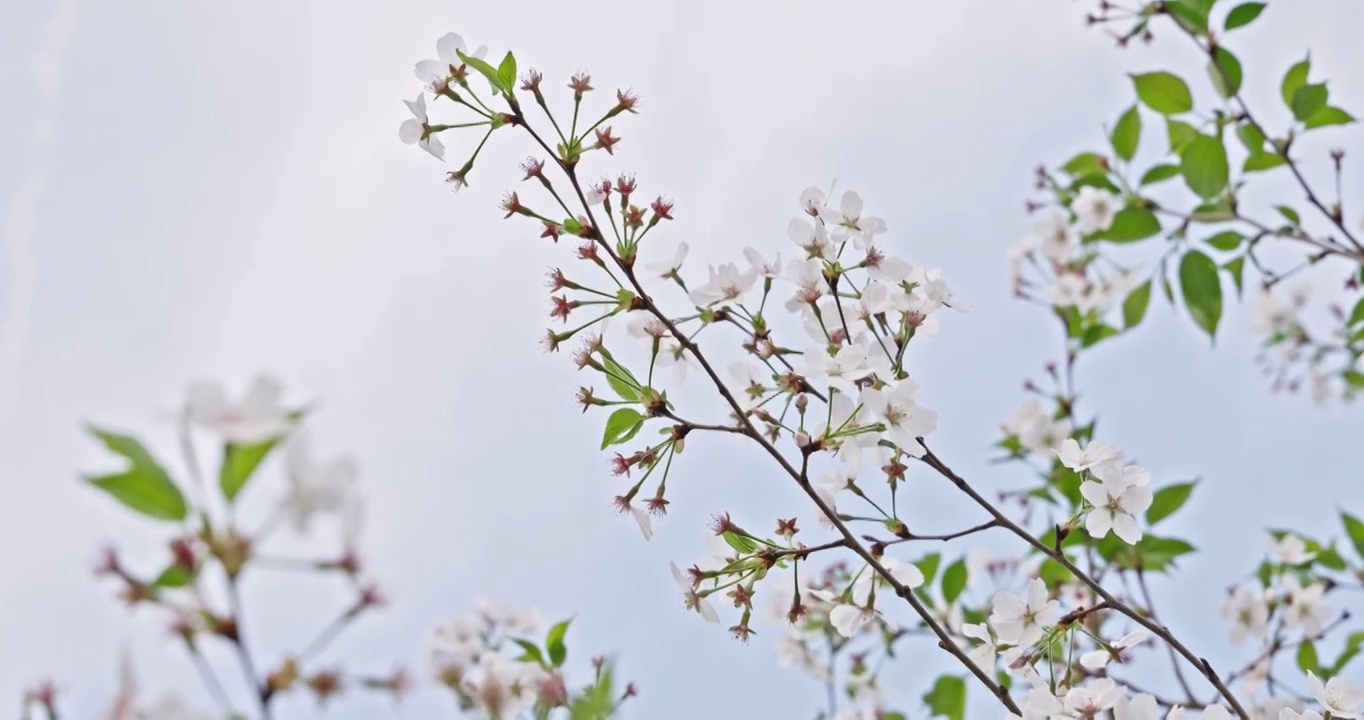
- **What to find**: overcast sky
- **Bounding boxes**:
[3,1,1363,718]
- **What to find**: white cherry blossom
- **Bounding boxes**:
[414,32,488,91]
[283,428,357,534]
[1056,438,1124,474]
[688,262,758,308]
[1073,186,1119,234]
[989,578,1060,647]
[185,373,293,444]
[1219,585,1270,645]
[398,93,445,160]
[1080,472,1153,544]
[1307,671,1364,717]
[860,380,937,456]
[1267,532,1316,565]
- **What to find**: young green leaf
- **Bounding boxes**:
[1236,123,1267,153]
[546,619,571,667]
[1167,119,1199,153]
[1342,512,1364,560]
[1224,2,1266,30]
[1281,55,1311,108]
[1147,481,1197,524]
[1224,256,1246,299]
[1205,230,1244,251]
[458,49,506,94]
[601,355,643,402]
[1305,106,1356,129]
[1123,281,1153,329]
[1347,297,1364,328]
[1062,152,1108,177]
[84,426,188,522]
[941,558,968,604]
[1095,207,1161,243]
[1164,0,1210,32]
[923,675,967,720]
[152,564,193,588]
[1243,152,1285,172]
[1180,135,1230,199]
[1133,72,1194,115]
[512,638,546,666]
[496,51,518,93]
[1111,106,1142,162]
[1179,250,1223,338]
[1297,641,1320,674]
[1291,83,1330,122]
[220,438,281,503]
[601,408,644,449]
[916,553,942,586]
[1209,47,1243,98]
[1276,205,1302,226]
[1140,164,1181,185]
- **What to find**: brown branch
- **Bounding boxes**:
[509,109,1021,715]
[917,445,1250,718]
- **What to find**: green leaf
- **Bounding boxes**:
[1095,207,1161,242]
[1342,511,1364,559]
[1205,230,1244,251]
[916,553,942,586]
[1209,47,1243,98]
[1291,83,1330,123]
[1243,151,1286,172]
[1167,119,1199,154]
[1305,106,1356,129]
[1347,297,1364,328]
[1062,152,1108,177]
[1140,164,1181,185]
[1133,72,1194,115]
[1224,2,1266,29]
[219,439,280,503]
[1111,106,1142,162]
[601,408,644,450]
[1147,481,1197,524]
[1281,55,1311,108]
[458,49,506,93]
[1224,256,1246,299]
[941,559,968,604]
[723,531,758,554]
[511,638,546,666]
[1129,535,1197,572]
[496,51,517,93]
[1123,281,1153,329]
[923,675,967,720]
[546,619,571,667]
[84,426,188,522]
[601,355,642,402]
[1180,251,1223,338]
[1237,123,1267,153]
[1081,323,1121,348]
[1333,632,1364,673]
[1181,135,1230,199]
[1165,0,1210,32]
[1190,199,1235,223]
[1297,641,1320,674]
[152,564,193,588]
[1276,205,1302,226]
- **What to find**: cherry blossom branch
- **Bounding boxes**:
[506,107,1023,715]
[183,639,237,716]
[870,518,1002,546]
[1190,21,1364,258]
[917,446,1251,718]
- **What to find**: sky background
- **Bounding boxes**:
[2,1,1363,718]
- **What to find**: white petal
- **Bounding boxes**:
[399,118,424,145]
[435,32,468,66]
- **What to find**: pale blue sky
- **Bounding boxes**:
[2,1,1363,718]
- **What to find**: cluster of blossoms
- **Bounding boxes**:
[52,374,400,718]
[428,602,633,718]
[382,12,1364,719]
